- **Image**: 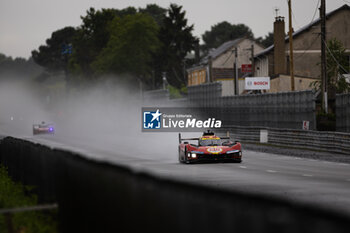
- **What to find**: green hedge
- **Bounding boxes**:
[0,165,57,233]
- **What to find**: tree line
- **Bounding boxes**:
[0,53,42,80]
[2,3,348,93]
[29,3,274,90]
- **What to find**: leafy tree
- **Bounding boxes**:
[69,8,119,77]
[326,38,350,93]
[0,53,42,80]
[70,6,163,78]
[31,27,76,71]
[139,4,166,26]
[92,13,160,84]
[201,21,254,53]
[310,38,350,94]
[256,32,273,48]
[156,4,198,88]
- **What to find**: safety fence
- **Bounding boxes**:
[218,126,350,155]
[187,83,316,130]
[336,93,350,132]
[143,83,317,130]
[143,83,350,132]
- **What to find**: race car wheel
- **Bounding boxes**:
[184,147,191,164]
[178,146,182,163]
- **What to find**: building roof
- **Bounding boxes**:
[255,4,350,58]
[186,38,246,71]
[199,38,245,65]
[203,38,243,62]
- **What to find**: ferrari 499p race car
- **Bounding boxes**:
[33,121,55,135]
[178,130,242,163]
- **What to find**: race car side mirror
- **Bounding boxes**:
[184,142,188,144]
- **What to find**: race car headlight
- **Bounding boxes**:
[226,150,240,154]
[191,153,197,158]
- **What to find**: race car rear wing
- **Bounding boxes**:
[178,133,199,144]
[179,131,231,144]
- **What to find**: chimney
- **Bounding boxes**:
[273,16,286,75]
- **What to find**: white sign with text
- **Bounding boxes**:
[245,77,270,90]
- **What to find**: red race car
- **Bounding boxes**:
[178,130,242,164]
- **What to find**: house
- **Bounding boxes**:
[254,4,350,93]
[187,38,264,95]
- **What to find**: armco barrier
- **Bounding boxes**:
[219,126,350,154]
[1,137,350,233]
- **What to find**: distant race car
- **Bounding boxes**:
[33,121,55,135]
[178,130,242,163]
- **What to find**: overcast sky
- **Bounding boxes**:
[0,0,348,58]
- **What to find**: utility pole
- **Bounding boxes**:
[250,44,254,76]
[320,0,328,113]
[288,0,295,91]
[208,56,213,83]
[234,47,239,95]
[245,44,255,76]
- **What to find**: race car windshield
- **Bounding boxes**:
[199,139,221,146]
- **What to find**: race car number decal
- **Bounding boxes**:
[207,147,223,154]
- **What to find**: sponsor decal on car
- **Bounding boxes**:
[201,136,220,140]
[207,147,223,154]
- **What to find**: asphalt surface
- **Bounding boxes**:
[1,125,350,217]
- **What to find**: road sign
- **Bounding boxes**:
[241,64,252,73]
[303,121,310,130]
[61,44,72,55]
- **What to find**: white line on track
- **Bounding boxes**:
[266,170,277,173]
[239,166,247,169]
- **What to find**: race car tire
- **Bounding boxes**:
[184,147,189,164]
[178,147,182,163]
